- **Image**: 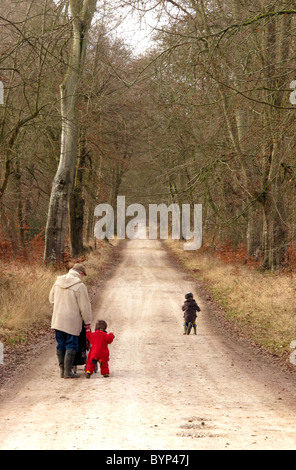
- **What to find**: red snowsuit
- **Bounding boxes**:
[86,329,114,376]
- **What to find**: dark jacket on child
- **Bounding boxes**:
[182,298,201,323]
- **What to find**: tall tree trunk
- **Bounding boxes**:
[44,0,96,263]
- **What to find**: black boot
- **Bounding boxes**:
[186,322,193,335]
[64,350,80,379]
[57,350,65,378]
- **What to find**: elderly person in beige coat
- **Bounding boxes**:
[49,263,92,378]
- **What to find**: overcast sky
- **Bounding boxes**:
[114,6,160,55]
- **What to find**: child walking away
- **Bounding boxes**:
[85,320,114,378]
[182,292,201,335]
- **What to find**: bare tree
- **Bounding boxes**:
[129,0,296,270]
[0,0,68,252]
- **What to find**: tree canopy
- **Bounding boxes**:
[0,0,295,271]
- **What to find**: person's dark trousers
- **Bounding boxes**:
[55,330,79,351]
[55,330,80,378]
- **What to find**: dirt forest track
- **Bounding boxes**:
[1,238,296,450]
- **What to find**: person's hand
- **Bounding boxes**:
[84,323,91,331]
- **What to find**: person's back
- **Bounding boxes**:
[182,292,201,335]
[86,329,114,358]
[50,269,91,336]
[182,298,200,322]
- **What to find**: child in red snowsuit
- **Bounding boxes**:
[85,320,114,378]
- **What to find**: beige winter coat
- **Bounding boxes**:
[49,269,92,336]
